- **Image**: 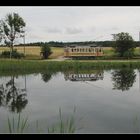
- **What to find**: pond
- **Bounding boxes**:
[0,68,140,133]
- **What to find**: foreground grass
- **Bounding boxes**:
[8,114,28,133]
[6,108,76,133]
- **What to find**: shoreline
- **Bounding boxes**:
[0,59,140,76]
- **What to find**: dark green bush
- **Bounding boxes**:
[123,49,134,59]
[40,44,52,59]
[0,49,25,59]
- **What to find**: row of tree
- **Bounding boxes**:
[10,41,140,48]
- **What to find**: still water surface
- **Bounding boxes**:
[0,68,140,133]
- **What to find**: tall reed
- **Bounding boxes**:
[7,114,28,133]
[47,107,76,133]
[6,107,77,133]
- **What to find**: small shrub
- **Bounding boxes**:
[0,49,25,59]
[123,49,134,59]
[40,44,52,59]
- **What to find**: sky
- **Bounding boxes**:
[0,6,140,43]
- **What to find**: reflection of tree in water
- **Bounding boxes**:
[112,69,136,91]
[41,70,59,83]
[0,76,28,113]
[41,73,52,83]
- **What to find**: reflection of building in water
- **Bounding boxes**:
[64,72,104,81]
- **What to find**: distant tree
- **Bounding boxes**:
[0,13,26,58]
[113,32,135,58]
[41,44,52,59]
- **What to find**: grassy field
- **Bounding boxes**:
[102,47,115,56]
[0,46,64,60]
[0,46,140,60]
[49,47,64,59]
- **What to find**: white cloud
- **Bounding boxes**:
[65,27,83,34]
[0,6,140,42]
[44,27,62,34]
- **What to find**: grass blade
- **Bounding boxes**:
[17,113,21,133]
[21,117,28,133]
[13,117,15,133]
[8,117,12,133]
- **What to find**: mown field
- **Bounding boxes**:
[0,46,140,60]
[103,47,140,56]
[0,46,64,60]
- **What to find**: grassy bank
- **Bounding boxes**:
[0,60,140,75]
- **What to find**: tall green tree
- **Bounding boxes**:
[113,32,135,58]
[0,13,26,58]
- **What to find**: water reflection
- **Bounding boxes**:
[0,68,140,133]
[41,71,58,83]
[41,73,52,83]
[0,76,28,113]
[0,68,138,115]
[64,70,104,82]
[111,69,136,91]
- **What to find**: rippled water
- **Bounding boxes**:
[0,68,140,133]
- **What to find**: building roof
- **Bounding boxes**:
[66,44,99,48]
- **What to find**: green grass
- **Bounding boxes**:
[1,59,140,76]
[6,108,77,134]
[47,108,76,133]
[134,47,140,56]
[7,114,28,133]
[103,48,115,56]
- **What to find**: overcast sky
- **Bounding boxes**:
[0,6,140,43]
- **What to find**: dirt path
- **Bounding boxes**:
[47,58,140,62]
[48,56,71,61]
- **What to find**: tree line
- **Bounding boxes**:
[0,41,138,48]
